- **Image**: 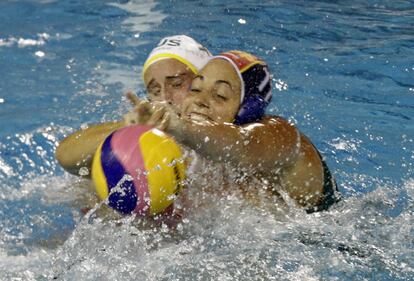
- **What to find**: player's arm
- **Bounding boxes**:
[55,121,125,177]
[167,116,301,173]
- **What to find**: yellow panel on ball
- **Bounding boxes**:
[91,141,109,200]
[140,128,186,215]
[90,125,186,215]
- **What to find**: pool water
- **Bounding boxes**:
[0,0,413,280]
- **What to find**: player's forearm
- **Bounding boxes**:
[168,119,256,169]
[55,121,125,176]
[168,117,301,172]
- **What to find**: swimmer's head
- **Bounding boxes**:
[182,50,272,124]
[214,51,272,124]
[142,35,212,108]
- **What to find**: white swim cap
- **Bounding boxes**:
[142,35,211,77]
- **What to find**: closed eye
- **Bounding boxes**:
[216,94,227,101]
[166,75,185,88]
[190,87,201,93]
[190,75,203,93]
[147,79,161,93]
[148,84,161,95]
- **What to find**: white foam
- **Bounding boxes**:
[2,173,413,279]
[109,2,167,34]
[35,51,45,57]
[0,33,50,48]
[329,137,361,152]
[18,38,45,47]
[0,38,14,47]
[0,248,54,279]
[87,2,167,94]
[0,157,15,177]
[406,178,414,199]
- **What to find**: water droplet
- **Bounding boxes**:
[79,167,89,176]
[35,51,45,57]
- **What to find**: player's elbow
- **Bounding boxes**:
[55,142,90,176]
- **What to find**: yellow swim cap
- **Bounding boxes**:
[142,35,211,77]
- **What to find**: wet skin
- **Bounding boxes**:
[147,58,327,208]
[144,58,195,110]
[182,58,241,123]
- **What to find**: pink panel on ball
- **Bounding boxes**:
[110,125,152,215]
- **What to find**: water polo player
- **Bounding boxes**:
[125,50,340,212]
[56,35,211,176]
[142,35,211,108]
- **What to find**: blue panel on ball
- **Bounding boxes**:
[101,133,137,214]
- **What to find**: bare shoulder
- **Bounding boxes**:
[240,115,298,137]
[244,115,291,126]
[234,115,301,174]
[279,133,325,207]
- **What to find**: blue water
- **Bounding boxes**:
[0,0,413,280]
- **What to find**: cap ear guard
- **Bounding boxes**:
[234,95,269,125]
[236,63,272,124]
